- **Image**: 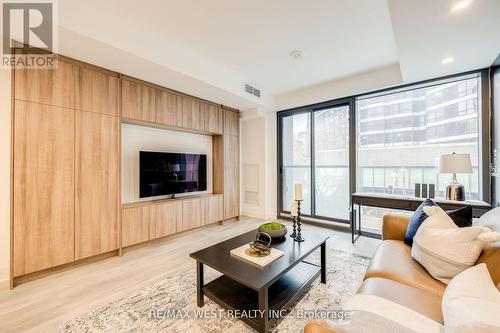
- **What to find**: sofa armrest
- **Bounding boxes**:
[304,320,348,333]
[382,214,411,241]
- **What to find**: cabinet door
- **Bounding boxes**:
[182,96,201,130]
[201,195,223,224]
[121,79,156,122]
[224,135,240,219]
[204,104,223,134]
[156,90,183,127]
[13,101,75,276]
[75,67,119,116]
[181,198,201,231]
[200,102,209,132]
[224,110,239,136]
[121,205,154,247]
[155,201,182,238]
[15,60,76,109]
[75,111,119,259]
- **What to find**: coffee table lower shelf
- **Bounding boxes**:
[203,261,321,331]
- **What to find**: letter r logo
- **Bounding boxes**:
[2,1,53,54]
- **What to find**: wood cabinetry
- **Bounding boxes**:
[121,205,155,247]
[201,195,224,224]
[205,105,223,134]
[155,89,183,127]
[15,60,77,109]
[75,111,120,259]
[224,109,239,136]
[224,134,240,219]
[121,78,156,122]
[11,51,237,285]
[223,109,240,220]
[181,197,202,231]
[182,96,202,130]
[155,201,183,238]
[75,67,119,116]
[13,101,75,276]
[120,194,223,249]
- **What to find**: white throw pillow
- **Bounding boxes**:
[411,206,500,284]
[476,206,500,231]
[442,264,500,333]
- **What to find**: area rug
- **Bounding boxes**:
[61,248,370,333]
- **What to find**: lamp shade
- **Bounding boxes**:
[438,153,472,174]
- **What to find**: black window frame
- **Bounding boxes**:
[277,68,491,223]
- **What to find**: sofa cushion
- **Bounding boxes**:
[364,240,446,296]
[442,264,500,333]
[359,277,443,324]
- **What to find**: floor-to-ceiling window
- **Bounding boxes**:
[281,112,312,215]
[279,101,352,223]
[356,75,482,233]
[278,71,488,232]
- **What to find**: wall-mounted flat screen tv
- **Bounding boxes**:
[139,151,207,198]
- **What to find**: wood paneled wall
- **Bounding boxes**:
[11,53,239,285]
[13,58,121,277]
[223,109,240,220]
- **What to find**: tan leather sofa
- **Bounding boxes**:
[304,213,500,333]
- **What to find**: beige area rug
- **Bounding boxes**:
[61,248,370,333]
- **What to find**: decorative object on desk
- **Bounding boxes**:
[230,241,284,267]
[421,183,428,198]
[414,183,421,197]
[439,153,473,201]
[258,221,287,238]
[428,184,435,198]
[290,200,298,238]
[248,232,272,256]
[295,199,305,242]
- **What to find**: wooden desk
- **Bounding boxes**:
[350,192,492,243]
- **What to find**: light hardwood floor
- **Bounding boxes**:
[0,217,380,333]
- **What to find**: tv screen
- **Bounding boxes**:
[139,151,207,198]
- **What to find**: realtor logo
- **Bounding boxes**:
[1,0,57,68]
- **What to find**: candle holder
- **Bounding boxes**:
[294,199,305,242]
[290,216,297,238]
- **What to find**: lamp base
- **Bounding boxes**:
[446,183,465,201]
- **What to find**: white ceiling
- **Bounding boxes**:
[57,0,500,110]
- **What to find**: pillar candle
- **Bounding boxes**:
[295,183,303,201]
[290,201,298,216]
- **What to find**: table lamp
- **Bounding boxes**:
[438,153,472,201]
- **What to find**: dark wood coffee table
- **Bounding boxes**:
[190,228,329,333]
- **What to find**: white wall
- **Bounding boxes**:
[121,123,213,203]
[0,68,11,287]
[274,63,403,110]
[239,108,278,220]
[240,117,266,218]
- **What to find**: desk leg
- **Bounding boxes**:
[321,242,326,283]
[350,203,355,244]
[358,206,361,238]
[196,261,204,307]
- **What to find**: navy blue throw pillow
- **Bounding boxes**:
[404,200,473,246]
[404,199,436,246]
[446,205,473,228]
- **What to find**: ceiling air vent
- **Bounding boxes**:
[245,84,261,98]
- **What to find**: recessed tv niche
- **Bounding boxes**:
[139,151,207,198]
